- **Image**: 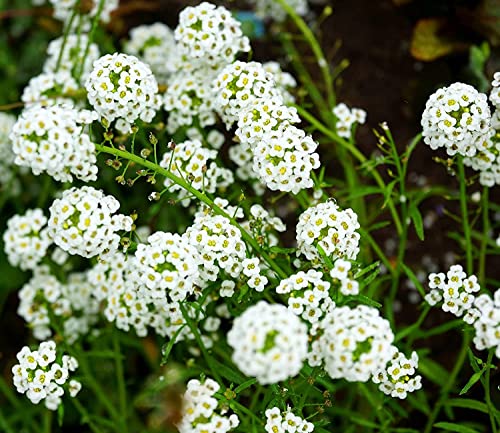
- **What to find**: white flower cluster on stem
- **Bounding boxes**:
[265,407,314,433]
[227,301,309,384]
[47,186,133,258]
[10,104,98,182]
[12,340,81,410]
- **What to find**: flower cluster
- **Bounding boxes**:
[47,186,133,258]
[425,264,480,322]
[213,61,280,128]
[296,200,361,264]
[185,205,246,285]
[85,53,161,132]
[227,301,309,384]
[265,407,314,433]
[314,305,394,382]
[332,102,367,139]
[242,204,286,247]
[3,209,51,270]
[164,68,219,133]
[10,104,98,182]
[18,266,99,342]
[330,258,360,296]
[254,0,309,23]
[160,139,233,206]
[174,2,250,69]
[124,23,176,81]
[276,269,335,327]
[372,349,422,399]
[177,378,239,433]
[421,82,491,157]
[21,71,78,106]
[12,341,81,410]
[263,61,297,103]
[472,291,500,358]
[44,34,100,83]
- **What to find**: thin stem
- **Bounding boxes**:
[276,0,335,108]
[113,331,128,433]
[43,411,52,433]
[457,157,473,274]
[55,2,79,72]
[72,398,105,433]
[94,143,289,279]
[484,349,498,433]
[295,104,403,235]
[479,187,489,286]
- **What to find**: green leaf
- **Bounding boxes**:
[268,246,297,254]
[401,263,426,297]
[348,295,382,308]
[234,378,257,394]
[433,422,480,433]
[211,359,246,384]
[459,369,486,395]
[445,398,489,414]
[409,202,424,240]
[160,325,186,365]
[354,261,380,279]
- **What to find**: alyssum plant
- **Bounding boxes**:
[0,1,499,433]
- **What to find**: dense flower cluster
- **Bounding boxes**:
[160,139,233,206]
[425,264,480,322]
[177,378,239,433]
[330,258,360,296]
[242,204,286,247]
[333,102,367,139]
[372,349,422,399]
[421,82,491,157]
[85,53,161,132]
[47,186,133,258]
[12,341,81,410]
[185,205,246,285]
[265,407,314,433]
[276,269,335,326]
[124,23,176,81]
[21,71,78,106]
[263,61,297,103]
[314,305,394,382]
[472,290,500,358]
[3,209,51,270]
[44,34,100,83]
[296,200,361,264]
[227,301,309,384]
[10,104,98,182]
[254,0,309,22]
[0,112,16,187]
[213,61,280,127]
[174,2,250,69]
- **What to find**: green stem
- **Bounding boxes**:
[276,0,335,109]
[43,411,52,433]
[72,398,105,433]
[423,331,472,433]
[113,331,128,433]
[457,158,473,274]
[484,349,498,433]
[295,105,403,235]
[94,143,288,279]
[479,187,489,286]
[55,2,79,72]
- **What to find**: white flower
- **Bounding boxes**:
[0,112,16,188]
[254,0,309,23]
[50,0,118,25]
[174,2,250,69]
[124,23,177,81]
[11,340,79,410]
[265,407,314,433]
[318,305,395,382]
[85,53,161,133]
[47,186,132,258]
[177,377,238,433]
[296,200,361,264]
[227,301,309,384]
[3,209,51,270]
[10,104,98,182]
[21,71,78,107]
[263,61,297,103]
[421,82,491,157]
[332,102,367,139]
[472,291,500,358]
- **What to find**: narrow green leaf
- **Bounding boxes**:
[348,295,382,308]
[433,422,480,433]
[401,263,426,297]
[57,404,64,427]
[409,203,424,240]
[459,369,485,395]
[354,261,380,279]
[446,398,489,414]
[160,324,186,365]
[211,359,246,385]
[234,378,257,394]
[419,357,449,385]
